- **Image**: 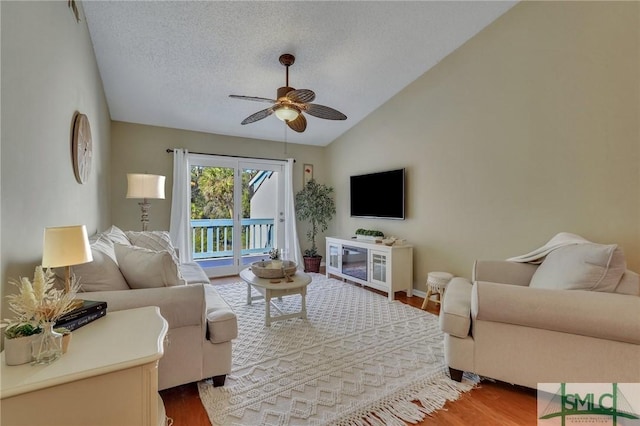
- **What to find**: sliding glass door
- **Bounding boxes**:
[189,154,284,277]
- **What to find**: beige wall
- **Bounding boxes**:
[110,121,326,253]
[327,1,640,291]
[1,0,637,312]
[1,1,112,319]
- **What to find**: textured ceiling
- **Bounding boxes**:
[83,1,516,147]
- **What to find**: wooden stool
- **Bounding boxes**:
[421,272,454,310]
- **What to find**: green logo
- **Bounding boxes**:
[538,383,640,425]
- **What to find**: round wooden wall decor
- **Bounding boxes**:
[72,113,93,184]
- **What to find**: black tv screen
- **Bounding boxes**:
[350,168,405,219]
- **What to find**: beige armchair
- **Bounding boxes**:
[439,260,640,388]
[71,226,238,390]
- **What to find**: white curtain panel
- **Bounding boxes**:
[284,158,303,267]
[169,148,193,262]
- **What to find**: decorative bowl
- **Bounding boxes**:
[250,260,297,279]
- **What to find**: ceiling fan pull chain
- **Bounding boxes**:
[283,123,288,155]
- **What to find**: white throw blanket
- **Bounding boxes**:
[507,232,592,264]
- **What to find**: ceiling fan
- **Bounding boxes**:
[229,54,347,133]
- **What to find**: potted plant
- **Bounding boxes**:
[355,228,385,240]
[268,247,283,269]
[295,179,336,272]
[2,323,42,366]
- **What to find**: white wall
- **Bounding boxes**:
[250,173,278,220]
[327,1,640,291]
[1,1,112,320]
[250,173,278,249]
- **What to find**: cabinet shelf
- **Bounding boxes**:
[326,236,413,301]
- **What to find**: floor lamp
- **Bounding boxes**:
[41,225,93,294]
[126,173,166,231]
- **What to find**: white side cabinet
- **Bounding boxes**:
[1,306,168,426]
[326,236,413,301]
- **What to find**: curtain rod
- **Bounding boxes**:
[166,148,295,163]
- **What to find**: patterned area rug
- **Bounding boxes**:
[198,273,478,426]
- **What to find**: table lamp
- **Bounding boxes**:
[126,173,165,231]
[42,225,93,293]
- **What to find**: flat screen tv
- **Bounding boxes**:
[350,168,405,220]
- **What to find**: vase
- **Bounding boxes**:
[4,334,40,366]
[31,322,62,365]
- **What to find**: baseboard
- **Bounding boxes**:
[412,289,426,299]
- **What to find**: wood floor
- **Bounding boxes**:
[159,275,538,425]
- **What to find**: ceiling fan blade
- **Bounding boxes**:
[304,103,347,120]
[286,114,307,133]
[229,95,276,104]
[286,89,315,103]
[241,107,275,125]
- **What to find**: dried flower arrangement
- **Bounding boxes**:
[269,248,280,260]
[2,266,81,339]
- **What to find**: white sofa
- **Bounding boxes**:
[72,226,238,390]
[440,244,640,388]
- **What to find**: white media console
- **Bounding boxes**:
[325,236,413,301]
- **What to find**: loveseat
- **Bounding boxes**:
[440,239,640,389]
[71,226,238,390]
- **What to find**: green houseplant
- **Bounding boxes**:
[295,179,336,272]
[355,228,384,238]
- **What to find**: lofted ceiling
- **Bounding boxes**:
[83,1,517,147]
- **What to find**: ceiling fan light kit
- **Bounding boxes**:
[230,54,347,133]
[274,105,300,122]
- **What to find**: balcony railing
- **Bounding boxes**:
[191,218,274,260]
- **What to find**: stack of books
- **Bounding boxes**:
[55,300,107,331]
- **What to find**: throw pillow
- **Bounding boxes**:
[103,225,131,246]
[125,230,179,264]
[529,243,626,292]
[74,234,130,292]
[114,243,186,289]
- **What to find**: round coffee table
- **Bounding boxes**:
[239,268,312,326]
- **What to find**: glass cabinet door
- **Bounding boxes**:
[370,251,388,284]
[328,243,340,270]
[341,245,368,282]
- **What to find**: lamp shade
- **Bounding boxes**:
[274,105,300,122]
[42,225,93,268]
[126,174,166,199]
